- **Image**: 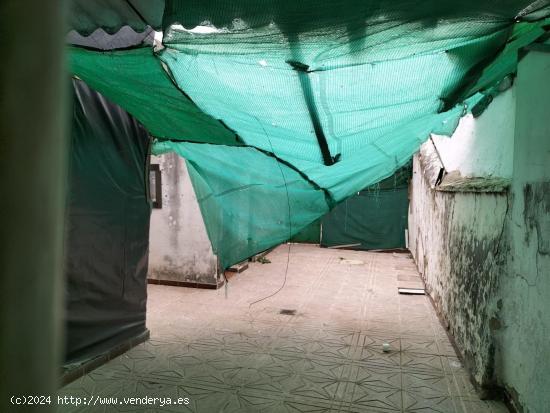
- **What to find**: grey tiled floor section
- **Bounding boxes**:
[60,244,508,412]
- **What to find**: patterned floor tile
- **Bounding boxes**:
[60,245,507,413]
[400,337,440,355]
[400,352,446,373]
[352,365,402,390]
[346,382,403,411]
[402,390,457,413]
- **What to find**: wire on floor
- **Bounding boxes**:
[248,118,292,309]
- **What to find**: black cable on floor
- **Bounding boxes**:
[248,117,292,308]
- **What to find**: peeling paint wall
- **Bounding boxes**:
[496,50,550,413]
[409,50,550,413]
[409,80,515,390]
[408,145,508,390]
[148,153,218,285]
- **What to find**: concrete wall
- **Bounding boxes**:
[408,145,508,390]
[496,50,550,413]
[148,153,219,286]
[409,49,550,413]
[409,82,515,390]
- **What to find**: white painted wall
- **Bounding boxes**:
[431,86,516,179]
[497,50,550,413]
[148,152,219,285]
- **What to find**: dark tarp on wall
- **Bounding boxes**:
[64,79,151,364]
[321,163,411,250]
[291,219,321,244]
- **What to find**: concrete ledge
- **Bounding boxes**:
[436,172,511,193]
[419,144,511,194]
[61,329,150,386]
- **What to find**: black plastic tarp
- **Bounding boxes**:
[64,79,151,363]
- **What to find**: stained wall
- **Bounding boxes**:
[148,153,219,286]
[409,50,550,413]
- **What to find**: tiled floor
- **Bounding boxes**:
[60,244,508,412]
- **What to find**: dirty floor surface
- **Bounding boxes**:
[60,244,508,412]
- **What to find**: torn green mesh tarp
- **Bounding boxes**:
[69,47,239,146]
[467,20,550,95]
[69,3,549,268]
[154,140,330,266]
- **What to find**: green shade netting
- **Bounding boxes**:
[69,47,238,146]
[69,2,549,268]
[154,141,330,266]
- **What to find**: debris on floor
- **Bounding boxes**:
[249,247,275,262]
[327,243,361,249]
[396,257,426,295]
[398,287,426,295]
[257,256,271,264]
[339,258,364,265]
